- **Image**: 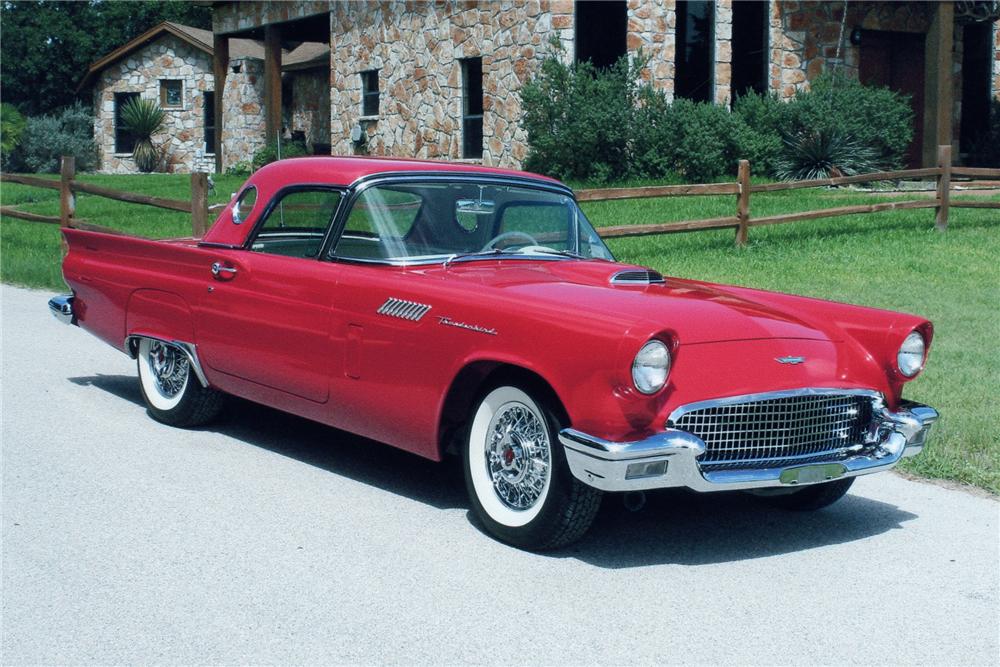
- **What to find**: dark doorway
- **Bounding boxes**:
[959,21,992,156]
[859,30,926,168]
[731,0,768,101]
[575,1,627,69]
[676,0,715,101]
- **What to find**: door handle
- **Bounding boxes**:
[211,261,238,279]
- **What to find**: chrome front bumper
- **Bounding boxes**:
[559,399,939,493]
[48,295,75,325]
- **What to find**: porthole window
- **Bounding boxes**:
[232,186,258,225]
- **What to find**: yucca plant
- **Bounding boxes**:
[121,97,165,172]
[776,129,881,181]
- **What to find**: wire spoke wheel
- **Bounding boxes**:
[147,340,189,399]
[485,402,551,511]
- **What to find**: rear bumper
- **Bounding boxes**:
[48,295,75,325]
[559,400,938,493]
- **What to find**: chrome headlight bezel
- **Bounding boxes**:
[896,330,926,378]
[632,340,671,395]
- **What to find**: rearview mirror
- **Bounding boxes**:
[456,198,495,216]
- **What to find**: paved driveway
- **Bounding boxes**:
[2,285,998,665]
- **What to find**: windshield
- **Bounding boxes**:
[329,181,614,263]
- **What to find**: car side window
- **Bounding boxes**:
[249,189,342,259]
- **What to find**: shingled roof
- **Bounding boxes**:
[78,21,329,91]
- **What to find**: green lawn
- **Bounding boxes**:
[2,173,998,493]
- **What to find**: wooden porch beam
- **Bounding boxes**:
[212,34,229,174]
[264,25,282,145]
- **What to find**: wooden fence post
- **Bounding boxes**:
[191,172,209,237]
[735,159,751,246]
[58,156,75,253]
[935,144,951,231]
[59,156,75,227]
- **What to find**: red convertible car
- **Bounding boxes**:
[50,156,938,549]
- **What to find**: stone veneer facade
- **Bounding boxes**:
[203,1,1000,171]
[326,0,574,167]
[93,34,217,173]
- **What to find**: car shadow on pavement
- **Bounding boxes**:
[69,373,919,566]
[544,487,919,567]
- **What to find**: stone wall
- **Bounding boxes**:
[995,20,1000,99]
[221,57,267,169]
[328,0,573,168]
[626,0,676,98]
[213,0,330,34]
[93,34,216,173]
[288,68,331,152]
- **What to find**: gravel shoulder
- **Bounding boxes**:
[2,284,998,665]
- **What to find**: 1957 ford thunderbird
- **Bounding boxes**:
[50,156,938,550]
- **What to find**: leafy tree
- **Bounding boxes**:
[0,1,212,116]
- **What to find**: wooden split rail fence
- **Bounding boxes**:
[0,156,216,238]
[0,146,997,248]
[579,145,999,246]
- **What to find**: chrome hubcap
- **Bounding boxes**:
[485,402,550,510]
[148,341,188,398]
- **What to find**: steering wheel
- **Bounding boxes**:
[481,230,539,251]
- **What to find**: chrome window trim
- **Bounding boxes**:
[323,173,604,266]
[666,387,885,425]
[240,184,349,254]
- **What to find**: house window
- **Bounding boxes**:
[461,58,483,159]
[959,21,992,155]
[160,80,183,108]
[575,1,627,69]
[361,70,379,117]
[114,92,139,154]
[731,0,767,101]
[204,91,216,154]
[675,0,715,102]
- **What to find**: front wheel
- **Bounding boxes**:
[463,384,601,550]
[136,338,224,427]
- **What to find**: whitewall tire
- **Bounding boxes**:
[136,338,224,427]
[463,383,602,550]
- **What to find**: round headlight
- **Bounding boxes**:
[897,331,926,378]
[632,340,671,394]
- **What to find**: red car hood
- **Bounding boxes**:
[427,260,838,344]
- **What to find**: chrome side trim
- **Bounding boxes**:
[559,396,938,493]
[48,295,75,325]
[377,297,431,321]
[124,335,209,388]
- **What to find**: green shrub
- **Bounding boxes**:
[776,129,882,180]
[7,103,99,173]
[522,53,644,182]
[251,138,309,170]
[1,103,27,169]
[782,73,913,170]
[120,97,165,173]
[731,91,786,176]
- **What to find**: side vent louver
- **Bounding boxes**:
[610,270,665,285]
[377,297,432,321]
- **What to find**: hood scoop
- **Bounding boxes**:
[610,269,665,286]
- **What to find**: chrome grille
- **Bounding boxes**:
[670,392,875,471]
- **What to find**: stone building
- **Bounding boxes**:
[161,2,1000,172]
[81,21,329,173]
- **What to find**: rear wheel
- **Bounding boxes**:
[761,477,855,511]
[136,338,224,427]
[463,384,601,550]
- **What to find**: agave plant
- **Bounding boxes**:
[121,97,165,172]
[775,129,881,181]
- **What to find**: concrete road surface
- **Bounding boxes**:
[2,284,998,665]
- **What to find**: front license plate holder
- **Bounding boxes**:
[779,463,847,485]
